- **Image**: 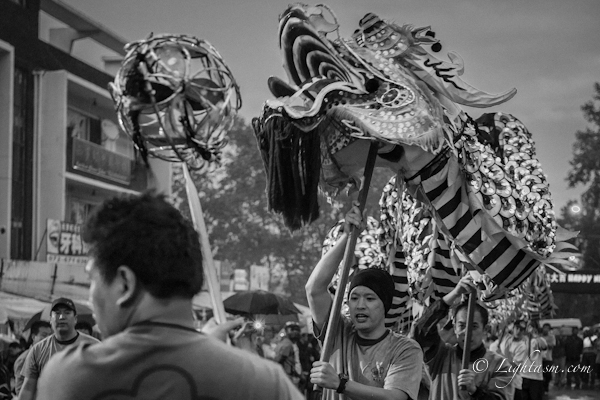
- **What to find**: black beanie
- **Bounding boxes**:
[348,268,395,313]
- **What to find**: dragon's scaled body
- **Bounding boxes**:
[253,4,576,328]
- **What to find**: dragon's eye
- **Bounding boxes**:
[365,79,380,93]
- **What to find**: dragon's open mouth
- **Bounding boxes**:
[262,4,446,153]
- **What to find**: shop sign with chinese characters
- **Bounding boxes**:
[46,219,89,266]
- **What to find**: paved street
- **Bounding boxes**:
[548,386,600,400]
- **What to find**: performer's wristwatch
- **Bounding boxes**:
[336,373,349,394]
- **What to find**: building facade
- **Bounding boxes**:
[0,0,171,263]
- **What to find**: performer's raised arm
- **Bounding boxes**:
[306,203,422,400]
[305,203,363,330]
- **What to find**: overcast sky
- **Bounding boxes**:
[64,0,600,212]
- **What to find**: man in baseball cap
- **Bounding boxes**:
[275,321,303,386]
[284,321,301,330]
[51,297,77,314]
[18,297,98,400]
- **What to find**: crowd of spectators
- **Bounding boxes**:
[2,194,599,400]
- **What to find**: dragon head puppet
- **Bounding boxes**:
[254,4,576,310]
[253,4,516,229]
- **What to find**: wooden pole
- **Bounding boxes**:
[314,141,379,393]
[460,291,477,390]
[182,163,227,324]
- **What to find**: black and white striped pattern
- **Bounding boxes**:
[380,176,461,332]
[379,144,546,330]
[411,152,542,299]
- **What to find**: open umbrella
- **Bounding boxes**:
[223,290,300,316]
[24,300,95,331]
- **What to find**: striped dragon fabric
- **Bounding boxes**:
[378,114,563,332]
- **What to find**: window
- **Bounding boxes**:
[66,197,96,225]
[11,67,33,259]
[67,108,101,145]
[67,108,134,158]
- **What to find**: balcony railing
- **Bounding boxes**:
[71,137,132,184]
[66,136,149,190]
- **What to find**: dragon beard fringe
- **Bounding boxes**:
[252,115,322,230]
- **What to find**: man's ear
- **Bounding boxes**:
[114,265,138,307]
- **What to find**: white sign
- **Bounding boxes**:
[250,265,269,291]
[233,269,249,291]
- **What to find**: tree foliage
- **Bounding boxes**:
[563,82,600,271]
[568,83,600,207]
[171,117,392,304]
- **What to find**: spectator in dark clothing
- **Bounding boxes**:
[595,329,600,386]
[274,321,302,388]
[298,334,320,398]
[13,320,52,396]
[564,327,583,389]
[2,341,23,395]
[75,321,94,336]
[0,361,11,400]
[540,323,555,393]
[581,328,597,389]
[4,342,23,377]
[552,335,566,387]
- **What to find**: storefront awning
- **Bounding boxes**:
[0,291,49,323]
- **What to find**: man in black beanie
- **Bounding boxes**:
[306,203,422,400]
